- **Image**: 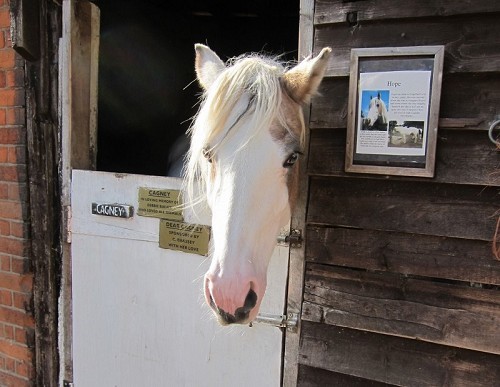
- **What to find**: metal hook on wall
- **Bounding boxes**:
[488,119,500,147]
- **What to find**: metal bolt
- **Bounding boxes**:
[346,11,358,27]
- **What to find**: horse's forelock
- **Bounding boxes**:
[184,54,288,206]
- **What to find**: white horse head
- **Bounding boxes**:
[367,93,388,127]
[185,44,331,325]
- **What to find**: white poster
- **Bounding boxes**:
[356,70,432,156]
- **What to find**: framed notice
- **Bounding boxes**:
[345,46,444,177]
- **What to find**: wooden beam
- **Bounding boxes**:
[303,264,500,354]
[283,0,315,386]
[25,0,61,385]
[308,128,500,186]
[315,14,500,77]
[306,226,500,285]
[308,176,499,241]
[300,321,500,386]
[10,0,40,61]
[315,0,500,26]
[59,0,100,382]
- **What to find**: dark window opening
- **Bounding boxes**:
[91,0,299,176]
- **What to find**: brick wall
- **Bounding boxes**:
[0,0,33,385]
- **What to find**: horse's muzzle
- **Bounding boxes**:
[209,289,258,325]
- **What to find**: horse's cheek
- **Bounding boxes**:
[205,170,222,210]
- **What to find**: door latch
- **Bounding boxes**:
[250,312,299,331]
[277,229,303,248]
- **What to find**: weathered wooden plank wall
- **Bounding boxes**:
[299,1,500,385]
[20,0,62,385]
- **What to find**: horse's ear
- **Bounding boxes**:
[282,47,332,104]
[194,44,226,90]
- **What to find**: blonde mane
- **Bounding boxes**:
[369,96,389,124]
[184,54,293,206]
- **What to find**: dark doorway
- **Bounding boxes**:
[92,0,299,176]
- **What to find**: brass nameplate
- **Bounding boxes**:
[137,188,183,221]
[159,220,210,256]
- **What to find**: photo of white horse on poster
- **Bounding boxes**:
[360,90,389,131]
[389,121,424,148]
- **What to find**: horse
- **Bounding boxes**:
[184,44,331,325]
[366,92,389,130]
[393,126,422,144]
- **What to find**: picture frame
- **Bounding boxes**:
[345,46,444,177]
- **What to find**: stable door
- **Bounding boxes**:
[71,170,289,386]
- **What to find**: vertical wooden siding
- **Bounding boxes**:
[299,1,500,385]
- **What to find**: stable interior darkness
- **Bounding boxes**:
[92,0,299,176]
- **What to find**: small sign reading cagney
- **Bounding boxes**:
[91,203,133,218]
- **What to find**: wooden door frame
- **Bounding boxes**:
[59,1,311,383]
[283,0,315,385]
[59,0,100,383]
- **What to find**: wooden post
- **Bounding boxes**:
[283,0,315,385]
[59,0,100,383]
[22,0,62,385]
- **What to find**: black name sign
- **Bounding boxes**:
[91,203,133,218]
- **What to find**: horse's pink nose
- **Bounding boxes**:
[204,276,258,325]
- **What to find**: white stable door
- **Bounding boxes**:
[71,170,289,386]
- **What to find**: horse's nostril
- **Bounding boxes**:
[234,289,258,322]
[218,308,237,325]
[244,289,257,310]
[212,289,258,325]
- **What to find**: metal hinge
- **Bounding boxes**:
[64,205,72,243]
[277,229,303,248]
[250,312,299,331]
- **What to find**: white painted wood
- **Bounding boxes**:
[71,170,288,386]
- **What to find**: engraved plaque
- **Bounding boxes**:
[159,220,210,256]
[137,188,183,221]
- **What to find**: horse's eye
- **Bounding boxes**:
[202,147,213,163]
[283,152,301,168]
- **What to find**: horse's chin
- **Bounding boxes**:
[214,307,260,326]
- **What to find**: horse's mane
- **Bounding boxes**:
[184,53,291,207]
[379,98,389,124]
